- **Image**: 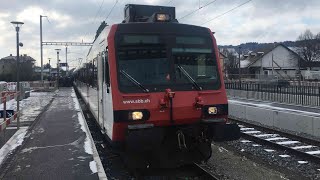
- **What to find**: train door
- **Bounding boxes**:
[103,48,114,138]
[98,52,104,128]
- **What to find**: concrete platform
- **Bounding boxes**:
[0,88,105,180]
[228,98,320,139]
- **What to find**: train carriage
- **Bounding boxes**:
[74,4,240,168]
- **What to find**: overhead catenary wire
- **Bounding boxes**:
[179,0,219,20]
[92,0,106,24]
[201,0,253,25]
[83,0,121,44]
[104,0,119,22]
[82,0,107,44]
[46,16,51,24]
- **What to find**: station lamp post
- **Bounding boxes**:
[238,46,242,84]
[55,49,61,88]
[11,21,24,130]
[48,58,51,79]
[40,15,47,81]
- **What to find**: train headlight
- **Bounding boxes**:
[208,107,218,115]
[131,111,143,120]
[156,13,170,21]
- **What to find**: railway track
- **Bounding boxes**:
[230,118,320,164]
[132,163,220,179]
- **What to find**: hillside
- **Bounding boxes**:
[218,41,296,52]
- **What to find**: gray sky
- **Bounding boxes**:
[0,0,319,69]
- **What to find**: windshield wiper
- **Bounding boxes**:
[177,65,202,91]
[120,70,149,93]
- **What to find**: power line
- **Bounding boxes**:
[167,0,174,4]
[82,0,107,44]
[104,0,119,22]
[179,0,219,20]
[201,0,253,25]
[46,16,51,24]
[92,0,106,24]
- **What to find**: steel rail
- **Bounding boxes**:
[230,117,320,148]
[230,118,320,164]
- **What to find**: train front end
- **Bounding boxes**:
[108,4,240,168]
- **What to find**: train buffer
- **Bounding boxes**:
[0,87,106,180]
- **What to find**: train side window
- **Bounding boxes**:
[105,49,110,85]
[94,59,98,87]
[91,58,98,88]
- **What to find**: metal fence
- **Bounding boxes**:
[225,81,320,106]
[29,81,57,91]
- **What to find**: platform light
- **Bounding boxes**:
[156,13,170,21]
[208,107,218,115]
[131,111,143,120]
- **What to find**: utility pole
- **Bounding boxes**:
[65,46,68,74]
[11,21,24,130]
[238,46,242,83]
[40,15,47,82]
[272,53,274,76]
[271,42,276,78]
[298,57,301,87]
[48,58,51,78]
[55,49,61,89]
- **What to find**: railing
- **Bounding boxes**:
[29,81,57,91]
[0,91,20,132]
[225,81,320,106]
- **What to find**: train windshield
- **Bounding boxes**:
[117,34,220,93]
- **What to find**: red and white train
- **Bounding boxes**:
[74,4,240,168]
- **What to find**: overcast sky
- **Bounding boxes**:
[0,0,319,68]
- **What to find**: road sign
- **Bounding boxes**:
[0,110,14,118]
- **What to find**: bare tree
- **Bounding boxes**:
[222,49,237,68]
[44,63,51,69]
[296,29,320,68]
[221,49,238,79]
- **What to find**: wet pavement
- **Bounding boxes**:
[0,88,99,180]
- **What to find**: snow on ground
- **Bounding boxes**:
[0,99,15,111]
[0,91,55,123]
[71,89,107,178]
[71,89,93,155]
[89,161,98,174]
[77,112,93,155]
[298,161,308,164]
[0,127,28,165]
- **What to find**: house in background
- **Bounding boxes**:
[33,66,51,77]
[0,54,36,81]
[241,44,305,80]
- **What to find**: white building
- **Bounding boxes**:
[242,44,304,79]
